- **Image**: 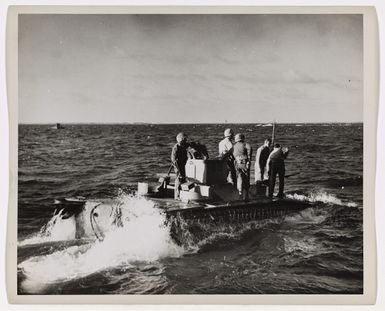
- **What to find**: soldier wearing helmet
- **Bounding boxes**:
[232,133,253,201]
[219,128,234,155]
[218,128,236,184]
[171,132,189,199]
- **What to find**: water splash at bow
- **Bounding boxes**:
[18,193,184,293]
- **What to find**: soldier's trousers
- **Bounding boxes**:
[268,162,285,198]
[235,164,250,200]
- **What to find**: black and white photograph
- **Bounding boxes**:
[15,11,368,297]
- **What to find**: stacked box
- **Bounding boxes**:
[185,159,228,185]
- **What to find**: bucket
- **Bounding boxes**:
[137,182,149,195]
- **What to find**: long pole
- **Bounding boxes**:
[271,120,276,148]
[167,164,173,176]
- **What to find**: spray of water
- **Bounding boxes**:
[18,209,77,247]
[18,193,184,293]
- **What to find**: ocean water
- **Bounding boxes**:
[17,123,363,294]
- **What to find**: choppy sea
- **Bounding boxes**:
[17,123,363,294]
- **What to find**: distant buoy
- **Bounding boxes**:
[341,186,344,189]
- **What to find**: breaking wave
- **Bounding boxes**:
[18,194,184,293]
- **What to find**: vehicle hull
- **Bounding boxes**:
[53,195,312,243]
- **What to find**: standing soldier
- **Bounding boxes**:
[255,138,272,184]
[219,128,236,184]
[266,143,289,199]
[171,132,189,200]
[233,133,253,201]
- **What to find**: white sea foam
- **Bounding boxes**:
[284,191,359,224]
[18,194,184,293]
[284,208,327,224]
[283,236,323,254]
[286,191,358,207]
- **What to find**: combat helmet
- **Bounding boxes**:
[176,132,187,143]
[234,133,245,143]
[224,128,234,138]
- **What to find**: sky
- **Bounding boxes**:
[19,14,363,123]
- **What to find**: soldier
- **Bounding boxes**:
[255,138,272,184]
[219,128,236,184]
[266,143,289,199]
[232,133,253,201]
[171,132,189,199]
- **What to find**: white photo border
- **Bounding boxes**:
[6,5,378,304]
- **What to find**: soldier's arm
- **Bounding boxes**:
[255,147,261,162]
[219,147,234,160]
[255,148,261,173]
[264,155,272,179]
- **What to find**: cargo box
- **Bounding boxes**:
[185,159,228,185]
[196,185,211,197]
